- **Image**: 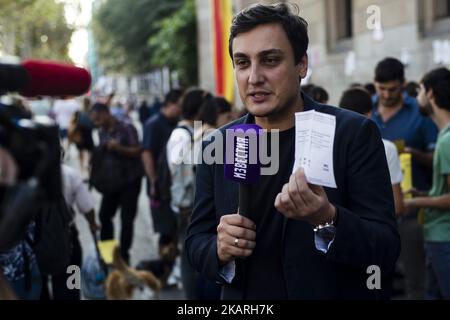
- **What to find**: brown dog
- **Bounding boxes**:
[105,247,161,300]
[135,234,179,287]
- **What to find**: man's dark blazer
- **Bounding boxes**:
[185,94,400,299]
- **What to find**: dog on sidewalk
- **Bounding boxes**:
[105,247,161,300]
[135,234,179,288]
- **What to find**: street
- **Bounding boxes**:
[67,113,185,300]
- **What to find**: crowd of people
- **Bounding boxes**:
[1,3,450,301]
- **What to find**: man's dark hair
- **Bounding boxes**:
[374,57,405,83]
[405,81,420,98]
[364,83,376,96]
[301,84,315,97]
[163,89,184,107]
[350,82,362,88]
[90,102,109,114]
[199,96,232,127]
[181,88,212,121]
[311,86,329,104]
[421,67,450,111]
[339,88,373,115]
[229,3,309,64]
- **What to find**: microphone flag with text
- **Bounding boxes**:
[224,124,262,219]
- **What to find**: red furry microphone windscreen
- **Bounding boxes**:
[19,60,91,97]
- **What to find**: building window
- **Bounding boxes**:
[420,0,450,36]
[336,0,353,40]
[327,0,354,52]
[434,0,450,19]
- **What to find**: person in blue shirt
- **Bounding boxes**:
[371,57,438,300]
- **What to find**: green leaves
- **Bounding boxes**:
[148,0,198,86]
[92,0,178,73]
[92,0,198,86]
[0,0,72,62]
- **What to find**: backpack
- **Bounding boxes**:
[28,196,74,275]
[90,146,143,195]
[90,146,128,194]
[155,125,193,205]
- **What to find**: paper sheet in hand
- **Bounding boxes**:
[293,110,337,188]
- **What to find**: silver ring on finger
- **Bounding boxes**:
[234,237,239,247]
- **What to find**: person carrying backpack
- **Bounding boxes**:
[166,89,211,235]
[90,103,142,264]
[165,88,212,298]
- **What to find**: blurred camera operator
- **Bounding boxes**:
[0,146,42,300]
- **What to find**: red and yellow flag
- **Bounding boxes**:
[212,0,234,103]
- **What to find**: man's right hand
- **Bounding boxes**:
[217,214,256,265]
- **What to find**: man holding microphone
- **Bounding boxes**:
[186,3,399,299]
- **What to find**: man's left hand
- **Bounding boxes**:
[275,168,336,226]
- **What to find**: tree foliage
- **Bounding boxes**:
[0,0,73,61]
[92,0,183,74]
[92,0,198,86]
[0,0,36,13]
[149,0,198,86]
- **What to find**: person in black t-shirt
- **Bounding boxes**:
[185,3,400,300]
[141,89,183,236]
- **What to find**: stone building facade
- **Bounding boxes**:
[196,0,450,105]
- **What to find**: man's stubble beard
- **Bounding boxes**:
[419,102,433,117]
[248,93,301,121]
[382,96,403,108]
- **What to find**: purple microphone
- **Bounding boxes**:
[224,124,262,218]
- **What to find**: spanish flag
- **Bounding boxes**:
[212,0,234,103]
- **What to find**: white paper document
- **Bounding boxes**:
[293,110,337,188]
